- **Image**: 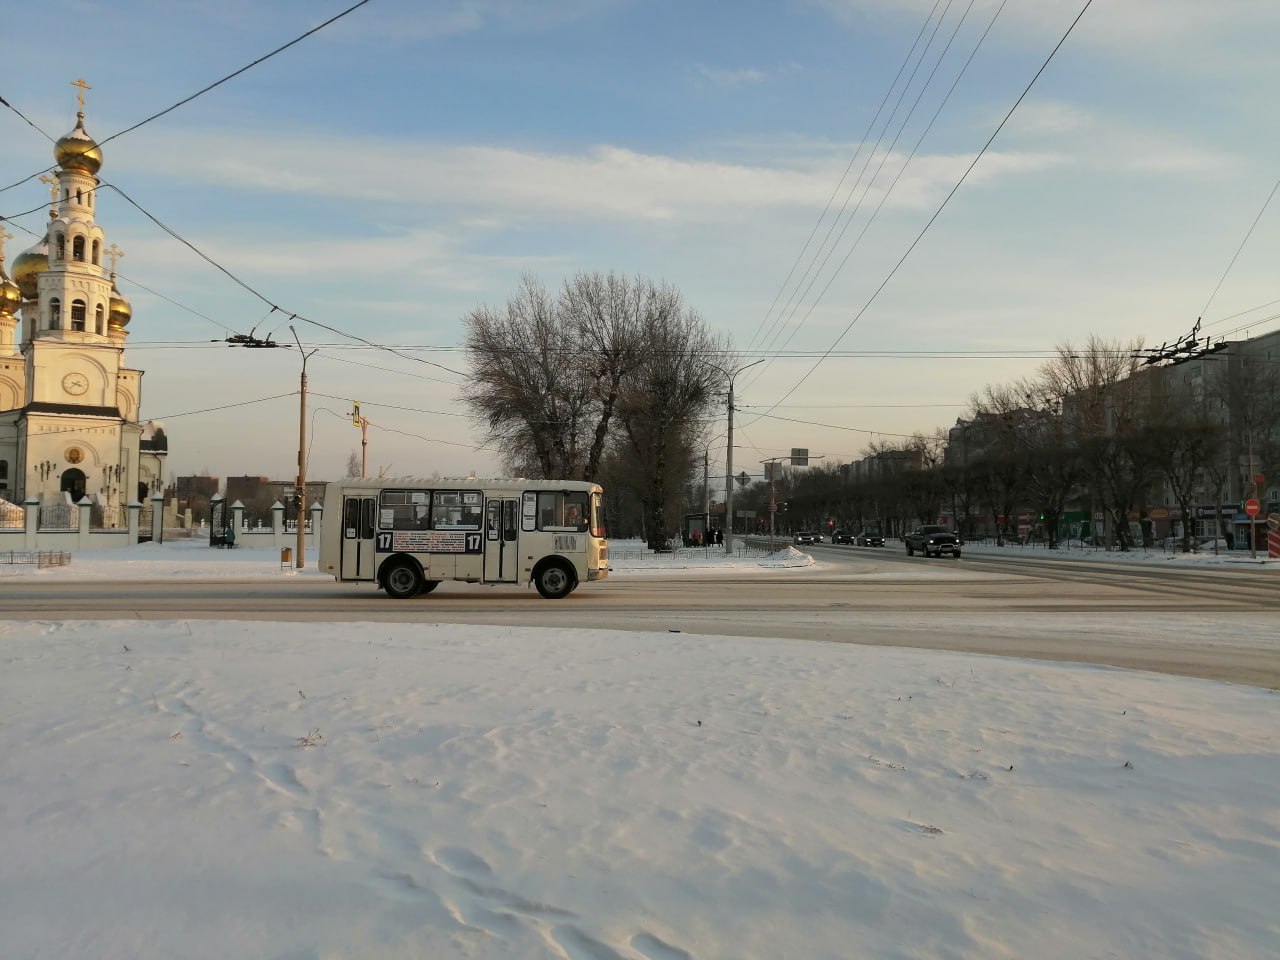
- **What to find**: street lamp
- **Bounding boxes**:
[719,358,765,552]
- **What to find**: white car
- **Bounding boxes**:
[793,532,817,546]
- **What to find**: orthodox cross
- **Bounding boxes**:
[104,242,124,275]
[70,78,92,113]
[38,174,60,212]
[0,223,12,263]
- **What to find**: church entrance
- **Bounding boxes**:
[60,468,86,503]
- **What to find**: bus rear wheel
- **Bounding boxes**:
[383,561,424,599]
[534,562,574,600]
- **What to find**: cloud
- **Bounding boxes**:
[809,0,1280,49]
[112,129,1059,226]
[336,0,625,43]
[1002,102,1240,179]
[694,64,799,89]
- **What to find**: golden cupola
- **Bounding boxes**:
[0,270,20,316]
[0,238,21,316]
[11,237,50,300]
[108,277,132,330]
[54,113,103,176]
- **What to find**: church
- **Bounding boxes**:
[0,81,167,510]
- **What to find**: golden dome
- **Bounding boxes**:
[108,280,132,329]
[54,114,103,175]
[0,273,20,316]
[11,238,50,300]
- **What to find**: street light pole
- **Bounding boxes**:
[723,358,764,553]
[291,326,317,569]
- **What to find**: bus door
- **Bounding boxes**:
[341,496,377,581]
[484,498,520,582]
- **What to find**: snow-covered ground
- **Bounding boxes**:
[1,539,1277,959]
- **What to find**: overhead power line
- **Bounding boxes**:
[1198,174,1280,320]
[754,0,984,371]
[744,0,948,355]
[0,0,374,196]
[747,0,1096,422]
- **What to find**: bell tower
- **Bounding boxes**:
[0,79,155,508]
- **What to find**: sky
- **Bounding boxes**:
[2,0,1278,490]
[2,540,1278,957]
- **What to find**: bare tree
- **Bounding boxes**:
[559,272,649,480]
[463,272,661,481]
[1041,336,1150,549]
[615,293,725,550]
[462,274,588,478]
[1142,363,1225,551]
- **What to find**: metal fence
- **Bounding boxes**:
[1,550,72,567]
[137,503,154,542]
[37,503,75,530]
[0,501,24,530]
[90,503,129,530]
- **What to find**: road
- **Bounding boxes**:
[4,544,1277,687]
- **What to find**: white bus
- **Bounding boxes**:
[318,477,609,599]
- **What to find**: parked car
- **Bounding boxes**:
[793,531,817,546]
[832,530,855,545]
[904,525,961,558]
[856,529,886,547]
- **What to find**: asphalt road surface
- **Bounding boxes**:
[4,545,1277,687]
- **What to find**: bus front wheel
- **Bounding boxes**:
[383,561,424,599]
[533,561,574,600]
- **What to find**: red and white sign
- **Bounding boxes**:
[1244,498,1261,517]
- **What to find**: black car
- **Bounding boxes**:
[904,524,961,558]
[856,529,885,547]
[832,530,855,545]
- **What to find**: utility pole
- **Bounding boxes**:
[703,448,710,537]
[723,358,764,552]
[291,327,317,569]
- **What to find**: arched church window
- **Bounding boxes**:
[71,300,87,332]
[95,304,105,334]
[73,237,85,262]
[49,298,61,328]
[76,189,83,204]
[92,240,101,265]
[55,233,65,261]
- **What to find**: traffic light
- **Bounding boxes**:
[351,402,361,426]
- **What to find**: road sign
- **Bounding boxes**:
[1244,498,1261,517]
